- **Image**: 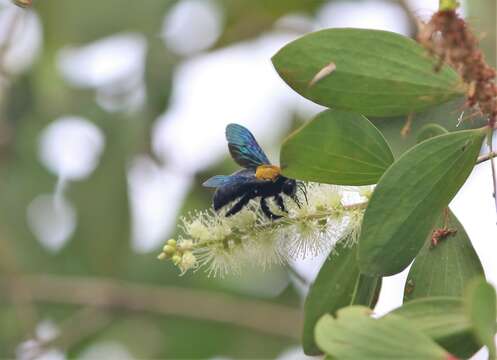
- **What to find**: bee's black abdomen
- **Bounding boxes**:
[212,190,227,211]
[212,182,249,211]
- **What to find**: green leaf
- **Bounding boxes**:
[371,98,487,158]
[404,210,484,301]
[315,306,450,359]
[302,242,381,355]
[391,297,481,358]
[465,278,497,359]
[280,109,394,185]
[416,124,449,143]
[272,28,463,117]
[353,274,382,309]
[358,128,485,276]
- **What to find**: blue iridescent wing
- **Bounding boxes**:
[202,175,233,188]
[202,169,256,188]
[203,169,258,188]
[226,123,270,168]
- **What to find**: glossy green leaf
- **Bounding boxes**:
[358,128,485,276]
[371,98,487,158]
[302,242,381,355]
[280,109,394,185]
[391,297,481,358]
[404,210,484,301]
[465,278,497,359]
[272,28,463,117]
[315,306,450,359]
[416,124,449,143]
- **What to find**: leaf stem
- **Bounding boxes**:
[476,152,497,164]
[344,201,369,210]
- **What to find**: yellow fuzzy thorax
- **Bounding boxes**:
[255,165,281,181]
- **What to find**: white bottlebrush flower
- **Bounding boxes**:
[158,183,367,277]
[243,226,287,270]
[178,251,197,274]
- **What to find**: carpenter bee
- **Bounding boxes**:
[203,124,306,219]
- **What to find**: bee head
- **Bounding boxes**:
[282,178,308,208]
[282,178,297,196]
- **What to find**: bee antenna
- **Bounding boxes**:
[293,195,302,208]
[297,181,308,204]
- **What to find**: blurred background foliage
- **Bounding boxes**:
[0,0,494,358]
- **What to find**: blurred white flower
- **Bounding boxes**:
[16,319,65,360]
[38,116,105,181]
[26,193,76,253]
[57,33,147,112]
[128,156,192,253]
[161,0,223,56]
[0,6,42,75]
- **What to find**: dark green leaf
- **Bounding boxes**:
[315,306,449,359]
[371,98,487,158]
[353,274,382,309]
[391,297,481,358]
[302,242,381,355]
[280,109,394,185]
[404,210,484,301]
[465,278,497,359]
[358,128,486,276]
[416,124,449,143]
[272,28,463,117]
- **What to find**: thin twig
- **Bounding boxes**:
[0,274,302,341]
[489,131,497,224]
[397,0,421,35]
[343,201,368,210]
[400,112,414,138]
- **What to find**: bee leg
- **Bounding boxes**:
[226,194,251,217]
[260,197,282,220]
[291,195,302,208]
[274,195,287,213]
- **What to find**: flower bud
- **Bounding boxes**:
[163,245,175,256]
[157,252,167,260]
[172,254,182,265]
